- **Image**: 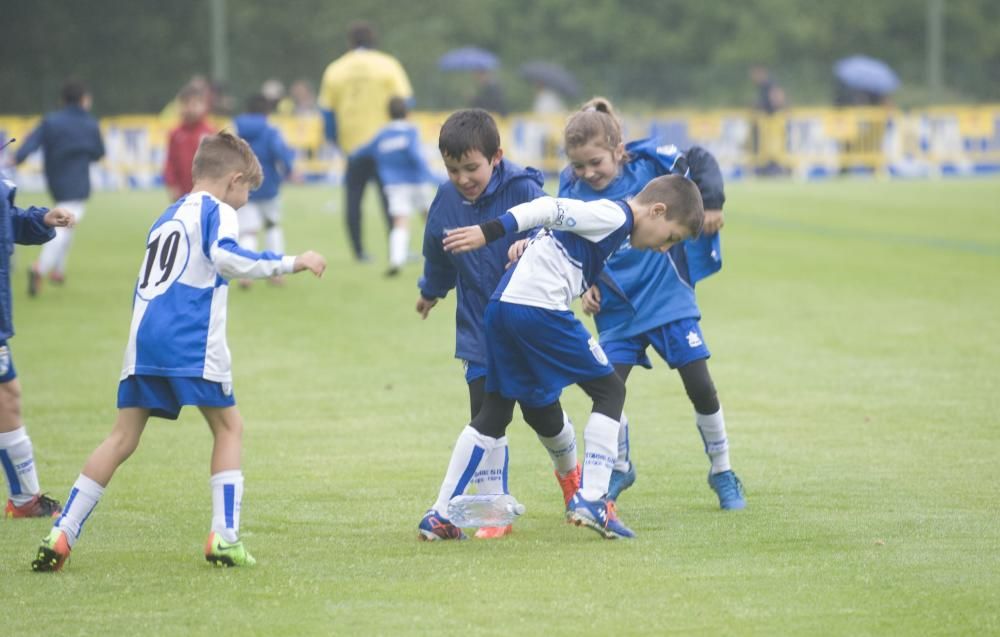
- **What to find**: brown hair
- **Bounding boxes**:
[564,96,624,153]
[634,174,705,237]
[192,131,263,190]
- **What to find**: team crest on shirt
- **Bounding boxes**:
[686,330,703,348]
[0,345,8,376]
[221,382,233,396]
[552,201,577,228]
[588,337,609,366]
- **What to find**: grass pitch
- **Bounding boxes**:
[1,178,998,635]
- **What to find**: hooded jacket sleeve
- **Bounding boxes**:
[685,146,725,210]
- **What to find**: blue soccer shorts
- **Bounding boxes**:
[463,360,487,384]
[118,375,235,420]
[484,301,615,408]
[601,317,711,370]
[0,340,17,383]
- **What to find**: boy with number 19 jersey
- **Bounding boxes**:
[121,191,294,386]
[32,133,326,573]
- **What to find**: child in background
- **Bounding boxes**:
[0,178,75,517]
[164,84,215,201]
[234,93,296,287]
[417,109,580,540]
[421,174,705,541]
[13,78,104,296]
[31,133,326,572]
[350,97,437,276]
[559,97,745,511]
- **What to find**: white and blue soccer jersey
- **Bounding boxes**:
[120,192,295,383]
[491,197,634,311]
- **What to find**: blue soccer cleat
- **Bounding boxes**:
[607,462,637,501]
[708,470,746,510]
[418,510,467,542]
[566,492,635,540]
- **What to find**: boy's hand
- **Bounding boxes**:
[506,239,528,269]
[581,285,601,315]
[443,226,486,254]
[293,251,327,277]
[416,295,438,319]
[702,209,724,235]
[43,207,76,228]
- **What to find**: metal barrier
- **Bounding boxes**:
[2,106,998,191]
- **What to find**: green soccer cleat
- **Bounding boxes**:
[31,528,71,572]
[204,531,256,567]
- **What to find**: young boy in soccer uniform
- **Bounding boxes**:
[560,98,745,510]
[351,96,437,276]
[417,109,581,540]
[31,132,326,572]
[419,174,705,541]
[0,179,75,517]
[13,78,104,296]
[234,93,296,287]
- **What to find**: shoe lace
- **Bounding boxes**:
[714,474,743,500]
[605,500,619,522]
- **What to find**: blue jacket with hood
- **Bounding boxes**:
[234,113,294,201]
[14,105,104,202]
[0,179,56,340]
[419,159,544,367]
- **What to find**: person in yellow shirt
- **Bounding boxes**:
[319,21,413,262]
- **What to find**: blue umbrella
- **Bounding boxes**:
[438,47,499,72]
[519,61,580,97]
[834,55,900,95]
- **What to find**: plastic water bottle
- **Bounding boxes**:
[446,494,526,528]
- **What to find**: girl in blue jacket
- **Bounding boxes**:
[558,97,746,512]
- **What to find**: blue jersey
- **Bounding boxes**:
[559,139,725,341]
[234,113,294,201]
[350,121,435,186]
[420,159,545,367]
[0,179,55,340]
[120,192,294,383]
[492,197,633,310]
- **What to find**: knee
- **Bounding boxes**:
[520,402,564,438]
[0,381,23,429]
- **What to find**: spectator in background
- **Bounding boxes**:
[532,83,566,114]
[470,70,508,116]
[749,65,786,176]
[164,84,216,201]
[319,20,413,262]
[750,65,786,115]
[261,79,287,114]
[289,79,319,116]
[13,78,104,296]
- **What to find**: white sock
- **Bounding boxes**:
[537,412,577,475]
[239,232,259,253]
[470,436,508,495]
[697,407,731,474]
[580,412,619,501]
[389,226,409,268]
[0,426,40,505]
[37,227,73,276]
[211,470,244,543]
[613,412,631,472]
[432,426,497,514]
[54,474,105,547]
[265,225,285,255]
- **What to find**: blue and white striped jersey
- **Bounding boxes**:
[120,192,295,383]
[491,197,633,311]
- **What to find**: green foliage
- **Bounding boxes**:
[3,0,1000,114]
[0,179,998,634]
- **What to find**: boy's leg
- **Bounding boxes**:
[608,363,637,500]
[37,200,84,280]
[520,401,580,505]
[261,199,285,255]
[0,375,58,516]
[575,372,626,502]
[387,215,409,272]
[200,405,256,566]
[344,156,374,260]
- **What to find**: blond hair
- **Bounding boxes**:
[634,174,705,237]
[192,131,263,190]
[564,96,624,154]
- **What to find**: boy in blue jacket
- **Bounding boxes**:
[416,109,581,540]
[234,94,296,287]
[351,97,438,276]
[14,79,104,296]
[0,178,75,517]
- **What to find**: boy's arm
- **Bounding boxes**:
[208,203,324,279]
[417,214,457,300]
[14,123,44,165]
[443,197,626,253]
[10,204,57,245]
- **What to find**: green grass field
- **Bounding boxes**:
[1,178,998,635]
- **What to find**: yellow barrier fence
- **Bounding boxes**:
[2,106,998,191]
